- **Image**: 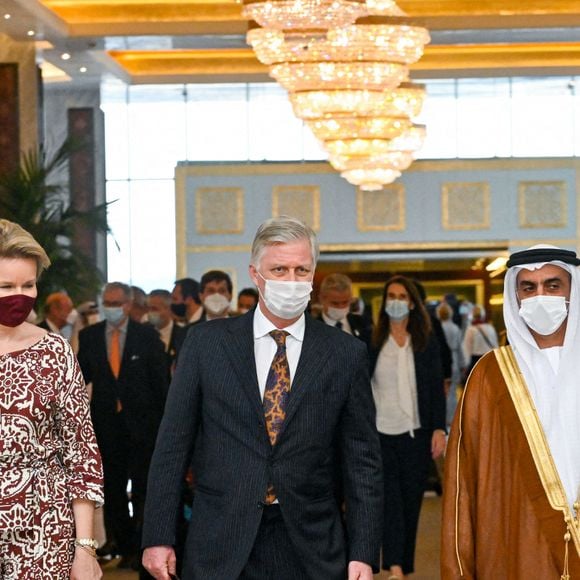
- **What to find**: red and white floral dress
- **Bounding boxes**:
[0,333,104,579]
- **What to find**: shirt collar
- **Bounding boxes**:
[106,317,129,335]
[253,304,305,342]
[321,312,346,326]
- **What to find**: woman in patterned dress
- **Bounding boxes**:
[0,219,104,579]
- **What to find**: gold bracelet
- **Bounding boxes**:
[75,544,97,559]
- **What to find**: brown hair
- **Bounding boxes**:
[0,219,50,276]
[372,275,432,352]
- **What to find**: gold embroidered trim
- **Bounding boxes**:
[494,346,580,559]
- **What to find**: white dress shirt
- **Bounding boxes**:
[158,320,174,352]
[253,305,305,401]
[321,312,352,335]
[371,335,420,436]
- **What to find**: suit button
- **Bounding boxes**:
[257,501,264,509]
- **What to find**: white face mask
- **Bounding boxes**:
[326,306,349,322]
[66,309,78,326]
[385,299,410,321]
[147,311,163,329]
[519,295,569,336]
[257,272,312,320]
[203,293,231,316]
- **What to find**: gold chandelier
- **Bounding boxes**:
[244,0,430,190]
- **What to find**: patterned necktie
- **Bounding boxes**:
[109,327,121,379]
[263,329,290,504]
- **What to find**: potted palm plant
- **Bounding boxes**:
[0,138,113,305]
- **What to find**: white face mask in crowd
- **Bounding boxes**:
[257,272,312,320]
[326,306,349,322]
[147,311,163,329]
[66,309,79,326]
[385,299,410,321]
[519,295,569,336]
[203,293,231,316]
[103,306,125,326]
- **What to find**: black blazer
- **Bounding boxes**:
[313,312,373,348]
[77,319,169,449]
[142,312,383,579]
[370,332,446,432]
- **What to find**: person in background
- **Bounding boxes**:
[442,245,580,577]
[197,270,233,322]
[318,273,373,347]
[129,285,149,323]
[370,275,446,580]
[436,302,465,427]
[237,287,259,314]
[77,282,169,570]
[147,289,187,378]
[0,219,103,579]
[462,303,498,379]
[171,278,202,325]
[37,291,75,339]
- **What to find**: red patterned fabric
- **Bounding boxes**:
[0,333,103,579]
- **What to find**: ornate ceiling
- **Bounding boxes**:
[3,0,580,85]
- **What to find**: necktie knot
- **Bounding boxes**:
[335,320,343,330]
[269,329,288,348]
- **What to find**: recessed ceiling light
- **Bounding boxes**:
[80,66,87,73]
[4,13,11,20]
[61,53,71,60]
[27,30,35,37]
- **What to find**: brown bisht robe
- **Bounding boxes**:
[441,347,580,579]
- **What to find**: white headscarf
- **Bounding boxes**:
[503,244,580,509]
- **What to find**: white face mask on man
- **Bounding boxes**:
[518,295,569,336]
[326,306,349,322]
[256,272,312,320]
[203,293,231,316]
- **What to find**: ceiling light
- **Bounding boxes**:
[80,66,88,73]
[61,53,71,60]
[27,30,36,37]
[4,13,11,20]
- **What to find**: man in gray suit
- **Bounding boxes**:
[142,216,383,580]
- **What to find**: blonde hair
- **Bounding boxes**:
[320,273,352,295]
[0,219,50,276]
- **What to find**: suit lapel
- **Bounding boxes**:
[119,320,137,378]
[225,313,263,418]
[279,315,332,438]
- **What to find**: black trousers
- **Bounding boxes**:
[379,430,432,574]
[239,505,308,580]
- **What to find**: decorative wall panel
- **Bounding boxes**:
[518,181,567,228]
[196,187,244,234]
[442,182,490,230]
[272,185,320,231]
[357,184,405,231]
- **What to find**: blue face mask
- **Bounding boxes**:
[385,299,410,321]
[103,306,125,326]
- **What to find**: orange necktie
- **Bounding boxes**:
[109,327,121,379]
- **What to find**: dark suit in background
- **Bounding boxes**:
[142,312,383,579]
[78,319,169,559]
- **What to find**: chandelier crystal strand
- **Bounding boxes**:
[289,84,426,119]
[306,115,412,140]
[241,0,367,30]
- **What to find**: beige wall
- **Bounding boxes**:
[0,33,38,156]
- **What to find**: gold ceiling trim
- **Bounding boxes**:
[107,43,580,83]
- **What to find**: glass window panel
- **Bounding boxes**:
[248,83,305,160]
[186,84,249,161]
[511,77,575,156]
[127,85,187,178]
[106,180,131,283]
[456,78,511,158]
[102,82,130,180]
[416,80,457,159]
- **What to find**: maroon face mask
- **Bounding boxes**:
[0,294,36,327]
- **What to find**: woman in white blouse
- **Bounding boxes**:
[462,304,498,379]
[370,276,447,579]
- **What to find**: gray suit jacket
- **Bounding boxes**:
[142,311,383,579]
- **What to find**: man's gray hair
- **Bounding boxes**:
[149,289,172,306]
[320,273,352,295]
[103,282,132,301]
[250,216,319,268]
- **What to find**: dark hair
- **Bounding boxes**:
[200,270,233,295]
[372,275,432,352]
[174,278,200,304]
[238,287,259,301]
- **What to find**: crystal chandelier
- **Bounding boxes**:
[241,0,367,30]
[244,0,430,190]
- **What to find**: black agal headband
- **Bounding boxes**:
[506,248,580,268]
